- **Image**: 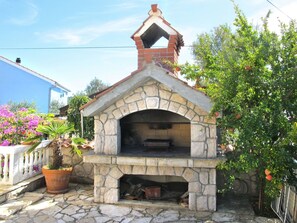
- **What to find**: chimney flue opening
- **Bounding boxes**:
[16,58,21,64]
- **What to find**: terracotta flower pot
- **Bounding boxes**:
[42,166,73,194]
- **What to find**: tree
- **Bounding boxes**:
[49,99,65,114]
[67,94,94,140]
[179,6,297,212]
[85,77,109,95]
[8,101,36,112]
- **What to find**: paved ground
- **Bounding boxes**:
[0,183,281,223]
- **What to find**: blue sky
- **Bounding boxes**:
[0,0,296,97]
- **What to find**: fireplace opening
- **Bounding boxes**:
[120,110,190,157]
[120,174,188,207]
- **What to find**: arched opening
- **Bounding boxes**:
[120,110,190,157]
[140,23,169,48]
[120,174,188,207]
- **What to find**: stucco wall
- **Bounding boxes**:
[0,59,62,113]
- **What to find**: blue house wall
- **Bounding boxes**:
[0,59,68,113]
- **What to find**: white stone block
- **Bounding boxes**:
[159,89,171,100]
[104,105,116,114]
[209,169,216,184]
[116,99,125,108]
[146,166,158,175]
[177,105,188,116]
[104,136,118,155]
[100,113,108,124]
[94,120,103,134]
[196,196,208,211]
[94,134,104,153]
[99,165,110,175]
[104,188,119,203]
[168,101,180,113]
[159,83,172,91]
[191,142,206,158]
[134,87,143,93]
[191,124,206,142]
[117,157,146,166]
[185,109,195,120]
[105,176,118,188]
[146,97,159,109]
[104,119,118,135]
[144,85,159,96]
[192,115,200,122]
[209,125,217,138]
[163,167,175,175]
[170,93,187,105]
[174,167,185,176]
[203,185,216,195]
[120,106,130,117]
[94,175,105,187]
[82,163,94,177]
[118,165,132,174]
[203,116,216,124]
[144,80,157,86]
[124,93,142,103]
[189,182,201,193]
[112,109,122,120]
[137,100,147,111]
[94,186,101,202]
[182,168,199,182]
[199,171,209,185]
[208,196,216,211]
[188,193,196,211]
[128,102,138,113]
[187,101,195,110]
[146,158,158,166]
[207,138,217,158]
[159,99,169,110]
[194,105,208,116]
[132,165,146,174]
[109,167,123,179]
[164,158,188,167]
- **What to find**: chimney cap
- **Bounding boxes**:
[151,4,158,12]
[16,58,21,64]
[148,4,163,17]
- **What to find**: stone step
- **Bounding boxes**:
[0,174,45,205]
[0,192,44,219]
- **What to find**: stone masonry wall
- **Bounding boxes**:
[94,80,217,158]
[94,164,216,211]
[91,79,219,211]
[49,147,94,184]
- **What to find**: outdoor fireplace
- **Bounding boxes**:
[82,4,223,211]
[120,110,190,157]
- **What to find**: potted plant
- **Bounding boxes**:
[28,120,85,194]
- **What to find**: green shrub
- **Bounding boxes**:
[67,95,94,140]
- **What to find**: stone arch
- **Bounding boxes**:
[108,79,205,122]
[94,80,216,157]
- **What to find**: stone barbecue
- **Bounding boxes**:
[81,4,222,211]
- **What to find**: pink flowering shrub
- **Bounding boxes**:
[0,105,45,146]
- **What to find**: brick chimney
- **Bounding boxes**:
[131,4,184,74]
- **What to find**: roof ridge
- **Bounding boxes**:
[0,56,70,92]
